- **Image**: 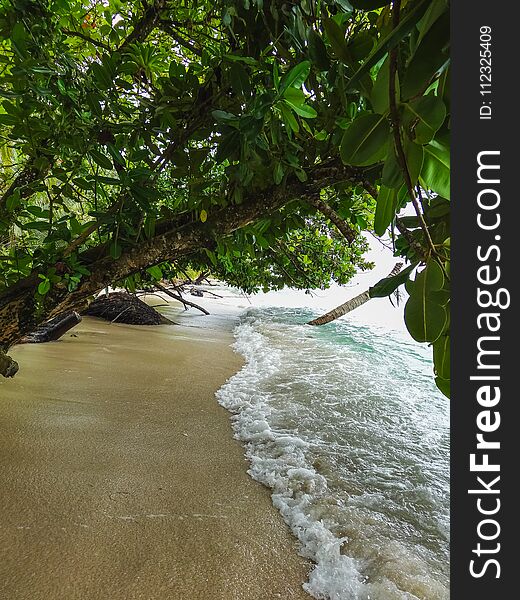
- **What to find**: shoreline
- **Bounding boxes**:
[0,317,312,599]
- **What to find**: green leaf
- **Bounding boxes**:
[215,130,240,163]
[404,139,424,187]
[73,177,94,190]
[38,279,51,295]
[370,57,399,114]
[346,0,431,93]
[340,114,390,166]
[433,333,450,380]
[200,209,208,223]
[402,11,450,100]
[10,23,27,58]
[283,87,305,104]
[146,265,163,280]
[421,142,450,199]
[0,114,19,126]
[89,149,113,170]
[144,215,156,239]
[56,79,67,95]
[398,215,420,229]
[323,18,352,65]
[279,61,311,95]
[416,0,448,46]
[369,263,416,298]
[284,100,317,118]
[347,32,375,62]
[423,259,445,291]
[107,143,125,166]
[382,149,403,189]
[212,110,239,125]
[307,29,330,71]
[86,92,103,118]
[91,62,113,90]
[404,262,447,343]
[274,162,284,185]
[295,169,308,182]
[5,188,21,212]
[280,103,300,133]
[435,376,450,398]
[229,62,251,97]
[109,241,122,259]
[374,185,397,235]
[405,95,447,144]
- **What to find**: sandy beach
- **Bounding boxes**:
[0,317,311,599]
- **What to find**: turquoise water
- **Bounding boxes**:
[217,307,449,600]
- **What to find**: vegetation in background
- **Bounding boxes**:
[0,0,450,396]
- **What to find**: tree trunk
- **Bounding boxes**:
[307,290,371,326]
[307,263,403,326]
[0,161,362,375]
[1,163,356,342]
[20,311,82,343]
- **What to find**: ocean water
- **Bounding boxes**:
[216,306,449,600]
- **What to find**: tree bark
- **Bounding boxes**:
[307,263,403,326]
[306,195,357,244]
[20,311,82,343]
[0,350,18,378]
[0,162,362,364]
[153,283,209,315]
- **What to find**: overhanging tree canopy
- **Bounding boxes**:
[0,0,450,396]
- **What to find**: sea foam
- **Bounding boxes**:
[216,309,449,600]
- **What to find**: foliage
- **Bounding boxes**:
[0,0,450,395]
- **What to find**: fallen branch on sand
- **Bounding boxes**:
[153,283,209,315]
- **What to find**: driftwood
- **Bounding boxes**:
[154,283,209,315]
[189,287,204,297]
[0,350,18,378]
[193,270,209,285]
[84,292,173,325]
[21,311,82,343]
[308,263,403,326]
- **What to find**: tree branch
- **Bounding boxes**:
[159,21,203,56]
[62,29,111,51]
[389,0,436,258]
[0,161,364,352]
[306,194,357,244]
[154,282,209,314]
[119,0,168,51]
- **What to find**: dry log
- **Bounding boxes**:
[21,311,82,343]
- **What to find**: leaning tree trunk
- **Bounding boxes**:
[307,263,403,326]
[0,161,363,377]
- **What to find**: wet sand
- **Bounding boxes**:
[0,318,311,599]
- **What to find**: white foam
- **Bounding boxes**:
[216,310,449,600]
[216,319,370,600]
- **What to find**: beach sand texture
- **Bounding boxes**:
[0,318,311,600]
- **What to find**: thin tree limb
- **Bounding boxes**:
[389,0,436,258]
[306,195,357,244]
[154,282,209,315]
